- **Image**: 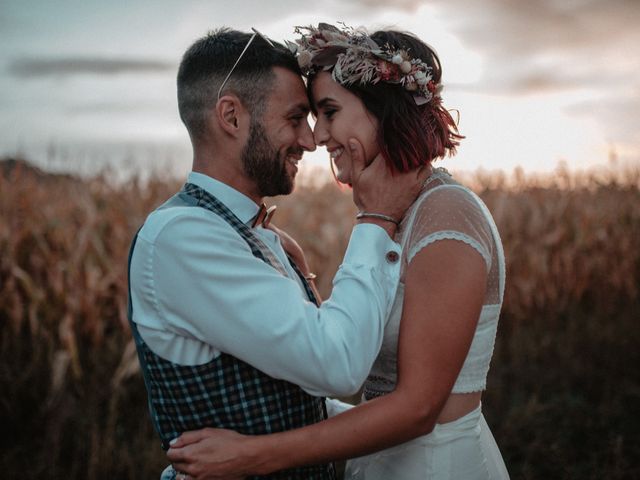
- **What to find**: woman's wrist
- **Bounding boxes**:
[355,211,400,226]
[245,434,286,475]
[356,217,398,238]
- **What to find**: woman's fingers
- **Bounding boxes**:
[173,468,194,480]
[348,139,366,182]
[167,445,190,465]
[348,137,425,221]
[169,428,214,449]
[167,429,250,479]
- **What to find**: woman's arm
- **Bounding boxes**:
[168,239,487,479]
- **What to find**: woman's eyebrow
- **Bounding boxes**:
[315,97,336,109]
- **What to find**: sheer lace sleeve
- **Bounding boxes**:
[403,185,495,274]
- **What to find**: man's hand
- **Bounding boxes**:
[348,138,427,226]
[167,428,253,480]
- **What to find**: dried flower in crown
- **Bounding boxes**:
[286,22,440,105]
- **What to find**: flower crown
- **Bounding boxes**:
[286,22,441,105]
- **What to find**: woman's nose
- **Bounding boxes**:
[313,121,329,146]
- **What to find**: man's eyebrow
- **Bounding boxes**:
[287,103,311,115]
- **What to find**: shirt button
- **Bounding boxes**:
[385,251,399,264]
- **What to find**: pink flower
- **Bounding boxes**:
[377,60,399,81]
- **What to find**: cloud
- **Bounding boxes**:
[425,0,640,155]
[8,57,174,78]
[65,100,170,115]
[352,0,425,12]
[464,61,634,96]
[433,0,640,94]
[439,0,640,54]
[566,91,640,145]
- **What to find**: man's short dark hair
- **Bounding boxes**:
[177,28,301,139]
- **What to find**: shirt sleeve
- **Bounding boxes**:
[134,206,401,397]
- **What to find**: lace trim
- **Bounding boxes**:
[366,374,395,385]
[363,375,396,400]
[363,387,393,400]
[407,230,492,270]
[422,167,452,189]
[451,378,487,394]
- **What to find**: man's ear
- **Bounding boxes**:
[215,95,246,137]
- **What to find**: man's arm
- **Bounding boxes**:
[133,206,400,397]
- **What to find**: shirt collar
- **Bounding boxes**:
[187,171,260,225]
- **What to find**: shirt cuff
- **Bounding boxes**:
[344,223,402,270]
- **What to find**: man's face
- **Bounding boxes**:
[241,67,315,197]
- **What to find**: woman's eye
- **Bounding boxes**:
[323,108,337,119]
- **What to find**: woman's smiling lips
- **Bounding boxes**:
[328,146,345,162]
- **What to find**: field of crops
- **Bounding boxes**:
[1,157,639,479]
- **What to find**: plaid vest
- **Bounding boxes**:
[127,183,335,479]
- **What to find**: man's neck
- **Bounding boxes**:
[192,155,263,206]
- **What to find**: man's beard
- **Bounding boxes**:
[241,119,298,197]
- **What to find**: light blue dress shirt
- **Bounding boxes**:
[130,171,402,397]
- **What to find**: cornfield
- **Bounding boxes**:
[1,157,639,479]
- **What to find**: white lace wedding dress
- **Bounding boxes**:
[327,169,510,479]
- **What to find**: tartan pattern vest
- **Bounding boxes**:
[127,183,335,479]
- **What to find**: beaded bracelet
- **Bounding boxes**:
[355,212,400,226]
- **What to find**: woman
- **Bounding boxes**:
[168,23,509,479]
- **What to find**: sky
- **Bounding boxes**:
[1,0,639,179]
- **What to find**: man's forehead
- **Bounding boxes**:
[268,68,310,113]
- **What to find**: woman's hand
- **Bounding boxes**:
[348,137,428,222]
[167,428,256,480]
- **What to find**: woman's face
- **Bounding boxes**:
[311,72,380,184]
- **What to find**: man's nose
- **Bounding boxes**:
[299,120,316,152]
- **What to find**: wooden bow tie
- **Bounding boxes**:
[251,203,277,228]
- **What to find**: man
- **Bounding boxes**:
[128,28,419,479]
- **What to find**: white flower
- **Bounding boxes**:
[392,54,403,65]
[298,50,313,69]
[414,70,426,80]
[400,61,412,74]
[416,76,428,85]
